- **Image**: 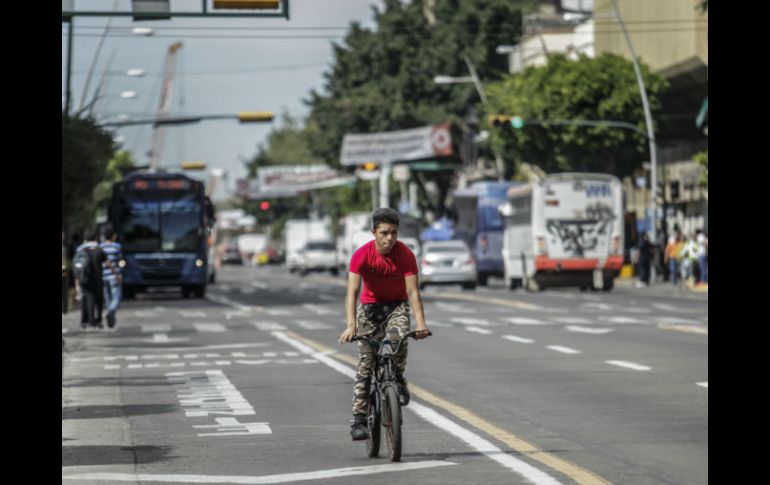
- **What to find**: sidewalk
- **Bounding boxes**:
[615,276,708,295]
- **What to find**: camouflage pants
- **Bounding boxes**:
[352,302,411,416]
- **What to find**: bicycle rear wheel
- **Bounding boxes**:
[366,391,380,458]
[383,386,402,462]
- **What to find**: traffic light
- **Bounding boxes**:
[488,114,511,127]
[180,161,206,170]
[488,115,524,129]
[238,111,274,123]
[259,201,270,211]
[213,0,280,9]
[362,162,379,171]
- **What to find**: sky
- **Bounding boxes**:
[63,0,385,200]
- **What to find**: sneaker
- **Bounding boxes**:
[350,414,368,441]
[107,314,116,328]
[395,375,410,406]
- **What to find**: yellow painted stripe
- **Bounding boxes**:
[287,331,611,485]
[658,323,708,335]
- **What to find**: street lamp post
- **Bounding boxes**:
[434,57,505,180]
[609,0,660,281]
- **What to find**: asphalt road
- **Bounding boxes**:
[62,264,707,485]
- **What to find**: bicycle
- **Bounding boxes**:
[351,328,432,462]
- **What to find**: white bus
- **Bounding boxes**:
[499,173,624,291]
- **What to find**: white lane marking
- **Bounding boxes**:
[652,302,702,314]
[294,320,333,330]
[193,323,227,333]
[318,294,338,302]
[206,294,252,313]
[252,321,287,331]
[546,345,581,355]
[696,382,708,388]
[565,326,614,335]
[226,311,252,320]
[152,333,169,343]
[265,309,293,316]
[450,317,492,326]
[271,331,562,485]
[656,317,704,326]
[503,317,549,325]
[581,302,614,311]
[428,321,453,327]
[193,417,271,437]
[465,327,492,335]
[240,287,257,295]
[600,316,646,324]
[142,324,171,333]
[624,307,652,314]
[658,323,708,335]
[62,462,457,484]
[179,311,206,318]
[134,311,159,318]
[434,302,476,314]
[109,343,271,352]
[502,335,535,344]
[552,317,593,324]
[303,304,335,315]
[605,360,651,371]
[250,281,268,289]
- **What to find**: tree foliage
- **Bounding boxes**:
[93,150,137,216]
[484,53,668,177]
[245,0,533,220]
[62,114,115,234]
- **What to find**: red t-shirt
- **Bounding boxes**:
[349,240,418,304]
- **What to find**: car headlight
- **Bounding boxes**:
[195,259,204,267]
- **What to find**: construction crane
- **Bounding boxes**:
[147,41,183,170]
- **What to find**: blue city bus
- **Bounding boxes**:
[108,171,215,299]
[453,181,521,286]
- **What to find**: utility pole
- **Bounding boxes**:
[609,0,660,281]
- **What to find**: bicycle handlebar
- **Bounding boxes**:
[351,330,432,345]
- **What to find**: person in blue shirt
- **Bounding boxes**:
[100,227,124,328]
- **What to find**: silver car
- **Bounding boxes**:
[419,240,477,290]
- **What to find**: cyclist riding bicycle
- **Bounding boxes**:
[338,208,430,441]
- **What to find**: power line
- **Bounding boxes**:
[61,26,706,40]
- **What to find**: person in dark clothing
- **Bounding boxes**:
[74,232,119,329]
[637,232,653,287]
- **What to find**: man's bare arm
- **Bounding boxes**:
[338,272,362,344]
[405,275,429,339]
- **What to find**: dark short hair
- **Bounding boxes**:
[85,231,99,241]
[372,208,400,230]
[104,227,116,240]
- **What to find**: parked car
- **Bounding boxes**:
[221,239,242,265]
[419,240,477,290]
[298,240,339,276]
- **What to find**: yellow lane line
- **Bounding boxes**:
[287,331,611,485]
[657,323,708,335]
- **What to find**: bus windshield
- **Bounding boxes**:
[120,193,202,252]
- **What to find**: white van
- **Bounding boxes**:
[499,173,624,291]
[285,219,333,273]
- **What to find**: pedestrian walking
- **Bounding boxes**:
[696,231,709,285]
[636,232,653,287]
[74,232,119,329]
[100,227,123,328]
[664,234,682,285]
[679,234,698,286]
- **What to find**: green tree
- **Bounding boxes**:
[484,53,668,177]
[693,150,707,188]
[93,150,137,216]
[62,114,115,234]
[302,0,534,215]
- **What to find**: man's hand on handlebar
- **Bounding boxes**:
[412,327,431,340]
[338,326,357,346]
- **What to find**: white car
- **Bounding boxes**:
[298,240,339,276]
[419,240,477,290]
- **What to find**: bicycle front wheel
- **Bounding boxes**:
[366,391,380,458]
[383,386,402,462]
